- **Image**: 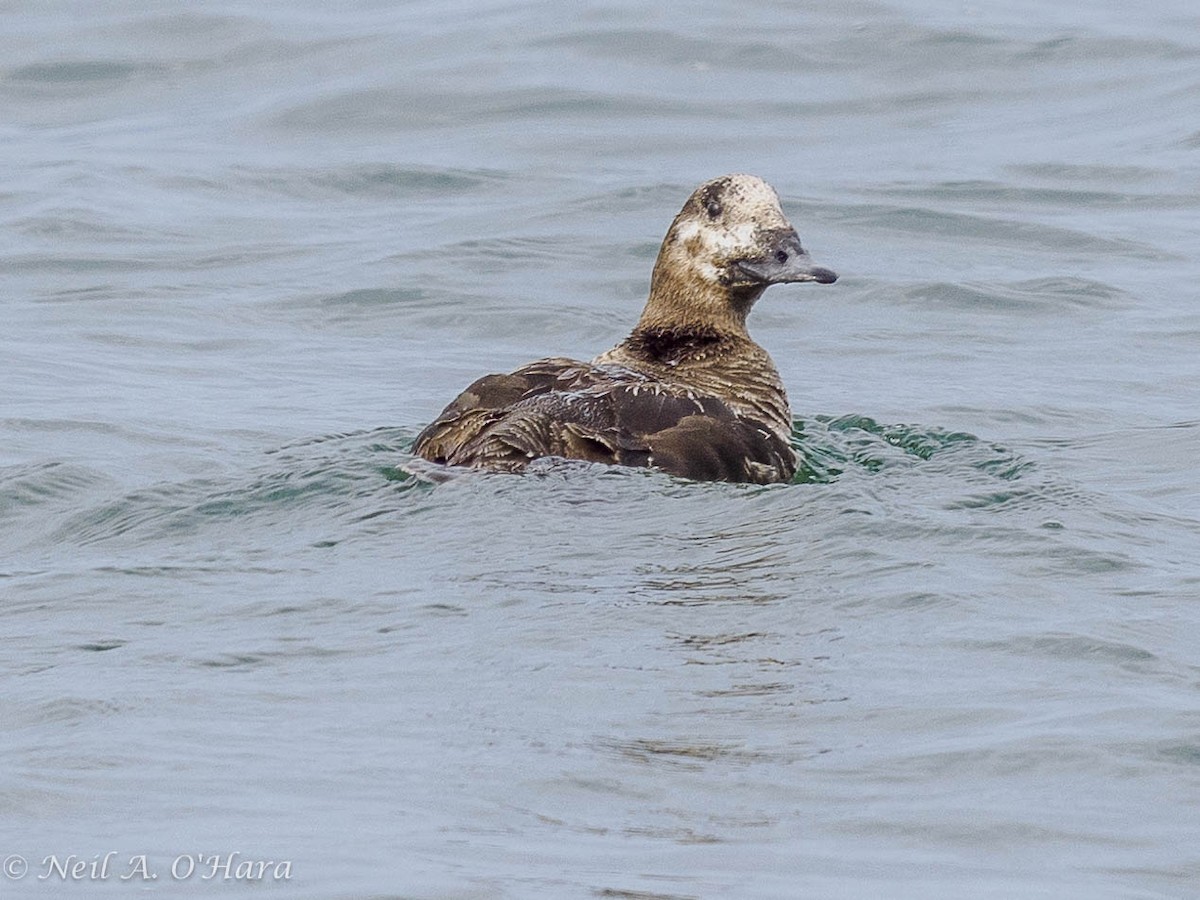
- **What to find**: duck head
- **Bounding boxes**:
[639,173,837,335]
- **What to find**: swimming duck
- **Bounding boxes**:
[412,173,837,483]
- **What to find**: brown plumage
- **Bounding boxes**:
[412,173,837,484]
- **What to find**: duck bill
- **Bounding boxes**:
[735,231,838,285]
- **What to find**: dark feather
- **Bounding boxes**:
[413,358,794,483]
[619,326,729,364]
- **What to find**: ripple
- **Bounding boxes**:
[224,163,511,202]
[792,414,1024,484]
[6,60,156,86]
[47,429,426,549]
[598,737,770,769]
[1154,741,1200,766]
[532,27,817,72]
[866,178,1189,211]
[0,461,114,512]
[270,86,682,133]
[829,202,1167,258]
[972,632,1159,666]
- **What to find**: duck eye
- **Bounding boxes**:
[775,250,789,264]
[705,199,722,219]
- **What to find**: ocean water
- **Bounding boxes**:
[3,1,1200,897]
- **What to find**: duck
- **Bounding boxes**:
[412,173,837,484]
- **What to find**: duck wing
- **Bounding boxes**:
[412,357,596,469]
[413,358,795,483]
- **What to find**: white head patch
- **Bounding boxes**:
[666,174,795,279]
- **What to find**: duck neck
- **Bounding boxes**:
[632,261,763,341]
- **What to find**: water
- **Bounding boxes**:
[3,1,1199,897]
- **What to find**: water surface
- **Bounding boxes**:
[3,1,1200,897]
